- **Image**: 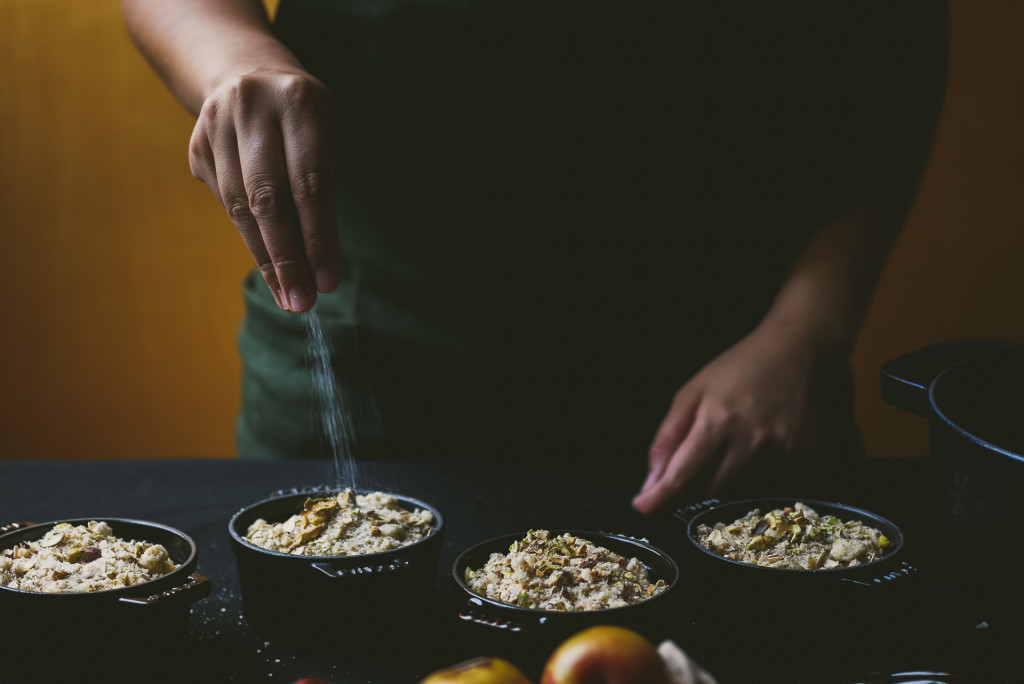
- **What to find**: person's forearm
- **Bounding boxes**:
[760,197,910,358]
[121,0,303,115]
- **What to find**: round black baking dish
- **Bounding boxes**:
[673,497,924,680]
[676,497,910,589]
[450,529,680,661]
[0,518,210,683]
[228,488,444,650]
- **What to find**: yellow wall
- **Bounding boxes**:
[1,1,252,459]
[1,1,1022,461]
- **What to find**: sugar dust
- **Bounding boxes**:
[303,308,360,492]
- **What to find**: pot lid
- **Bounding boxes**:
[930,343,1024,460]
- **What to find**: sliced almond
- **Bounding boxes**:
[38,531,64,548]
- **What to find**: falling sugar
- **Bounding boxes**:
[304,308,360,491]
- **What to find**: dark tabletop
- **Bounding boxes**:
[0,457,1017,684]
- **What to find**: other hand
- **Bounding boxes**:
[631,319,845,514]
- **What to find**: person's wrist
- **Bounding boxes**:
[199,35,308,103]
[757,308,855,363]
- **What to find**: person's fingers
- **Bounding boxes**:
[191,95,290,310]
[632,407,725,514]
[236,104,315,313]
[188,126,222,205]
[707,424,783,496]
[279,79,341,294]
[636,389,700,499]
[214,128,290,311]
[188,72,340,312]
[706,444,752,497]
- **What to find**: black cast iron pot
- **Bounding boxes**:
[0,518,210,684]
[881,339,1024,533]
[450,529,679,664]
[228,487,444,649]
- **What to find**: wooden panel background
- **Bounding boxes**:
[1,1,1022,461]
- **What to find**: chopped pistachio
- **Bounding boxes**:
[746,535,768,551]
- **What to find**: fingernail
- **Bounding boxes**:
[314,267,338,293]
[288,287,311,312]
[639,470,658,495]
[271,287,287,310]
[639,465,663,496]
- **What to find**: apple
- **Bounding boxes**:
[540,625,671,684]
[420,656,533,684]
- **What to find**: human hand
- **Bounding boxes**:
[189,69,341,312]
[631,320,845,514]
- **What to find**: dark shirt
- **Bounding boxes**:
[236,1,948,461]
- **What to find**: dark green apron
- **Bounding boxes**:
[237,1,947,468]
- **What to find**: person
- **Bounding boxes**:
[122,0,948,514]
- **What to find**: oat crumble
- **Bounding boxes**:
[0,521,178,593]
[695,502,893,570]
[243,489,435,556]
[464,529,668,611]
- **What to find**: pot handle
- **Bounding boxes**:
[270,485,332,498]
[118,572,211,608]
[310,557,411,579]
[880,339,1015,417]
[672,499,722,527]
[457,598,537,635]
[837,560,917,589]
[0,521,37,535]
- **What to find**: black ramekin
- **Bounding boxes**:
[450,529,679,661]
[672,497,921,679]
[0,518,210,683]
[228,488,444,649]
[675,497,911,591]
